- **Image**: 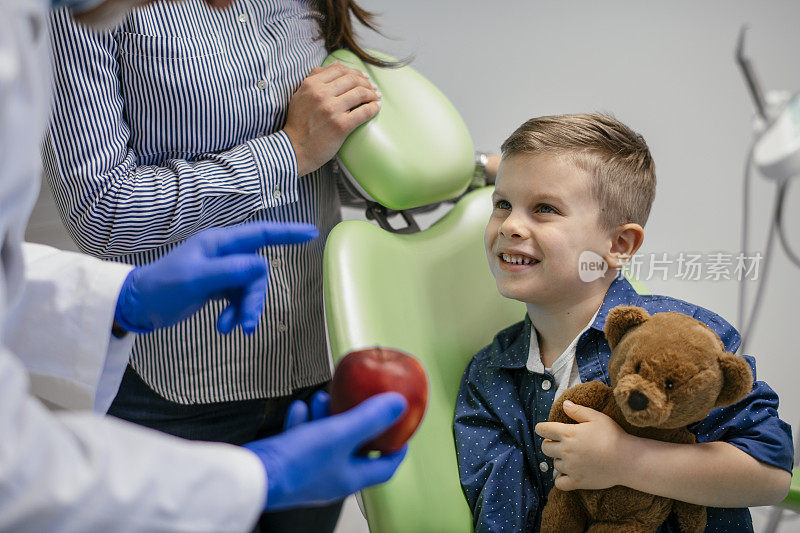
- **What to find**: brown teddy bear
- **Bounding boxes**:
[540,305,753,533]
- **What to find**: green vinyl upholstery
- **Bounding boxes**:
[322,49,475,211]
[324,187,524,532]
[779,468,800,513]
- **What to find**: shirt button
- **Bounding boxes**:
[539,461,549,473]
[271,258,281,268]
[272,189,282,199]
[257,79,268,90]
[237,13,248,23]
[278,322,288,332]
[541,379,552,391]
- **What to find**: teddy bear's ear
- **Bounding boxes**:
[715,352,753,408]
[604,306,650,349]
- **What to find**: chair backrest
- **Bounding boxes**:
[324,187,525,532]
[323,49,475,211]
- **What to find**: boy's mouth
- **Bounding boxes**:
[498,252,540,271]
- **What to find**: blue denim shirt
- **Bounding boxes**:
[454,276,794,532]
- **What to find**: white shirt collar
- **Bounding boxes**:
[526,307,600,375]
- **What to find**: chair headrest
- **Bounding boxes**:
[324,49,475,211]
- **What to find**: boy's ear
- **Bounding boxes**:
[715,352,753,407]
[605,223,644,270]
[604,305,650,349]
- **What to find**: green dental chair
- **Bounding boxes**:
[782,468,800,513]
[323,49,520,532]
[764,434,800,532]
[325,187,522,532]
[320,50,645,532]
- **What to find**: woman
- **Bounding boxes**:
[43,1,388,531]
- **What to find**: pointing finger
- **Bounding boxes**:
[203,222,318,256]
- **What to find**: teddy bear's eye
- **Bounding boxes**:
[635,362,641,373]
[665,379,674,391]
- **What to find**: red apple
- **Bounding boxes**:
[330,347,429,454]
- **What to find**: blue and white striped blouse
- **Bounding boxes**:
[43,0,339,404]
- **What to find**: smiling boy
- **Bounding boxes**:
[453,114,793,532]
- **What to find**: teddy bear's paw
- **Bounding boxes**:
[672,500,706,533]
[541,487,587,533]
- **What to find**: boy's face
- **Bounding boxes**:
[485,153,615,306]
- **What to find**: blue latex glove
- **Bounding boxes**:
[244,392,409,511]
[283,391,330,431]
[114,222,318,335]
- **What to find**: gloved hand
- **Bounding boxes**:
[244,392,408,511]
[114,222,318,335]
[283,391,331,431]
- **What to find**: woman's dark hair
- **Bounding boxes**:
[314,0,398,67]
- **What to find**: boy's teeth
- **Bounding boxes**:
[502,253,534,265]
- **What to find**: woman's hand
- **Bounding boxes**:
[283,61,381,177]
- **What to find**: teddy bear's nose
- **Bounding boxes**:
[628,390,649,411]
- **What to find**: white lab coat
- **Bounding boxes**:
[7,243,137,412]
[0,0,265,530]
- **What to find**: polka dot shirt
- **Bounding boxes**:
[453,276,794,532]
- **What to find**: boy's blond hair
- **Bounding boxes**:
[500,113,656,229]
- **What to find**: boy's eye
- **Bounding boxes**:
[535,204,557,214]
[494,199,511,210]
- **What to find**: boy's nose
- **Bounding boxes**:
[498,215,528,239]
[499,228,522,238]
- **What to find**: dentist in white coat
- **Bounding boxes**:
[0,0,408,530]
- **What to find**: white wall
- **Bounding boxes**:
[350,0,800,458]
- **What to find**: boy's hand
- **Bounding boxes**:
[534,400,634,491]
